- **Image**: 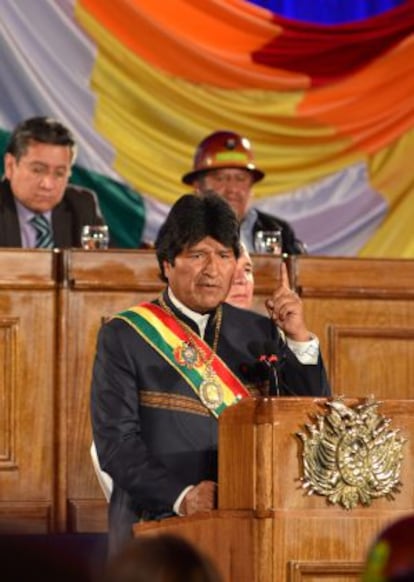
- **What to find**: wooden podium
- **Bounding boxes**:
[134,397,414,582]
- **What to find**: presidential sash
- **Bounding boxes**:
[114,302,250,418]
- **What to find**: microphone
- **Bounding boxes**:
[251,340,286,397]
[265,340,301,397]
[262,341,282,397]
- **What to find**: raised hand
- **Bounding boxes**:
[265,261,311,341]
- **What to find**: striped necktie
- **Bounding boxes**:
[30,214,54,249]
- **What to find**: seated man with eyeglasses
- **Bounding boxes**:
[0,116,105,248]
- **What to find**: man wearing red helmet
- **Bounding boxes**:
[182,131,306,255]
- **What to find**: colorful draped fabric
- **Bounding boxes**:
[0,0,413,256]
[250,0,405,24]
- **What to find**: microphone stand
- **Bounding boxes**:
[259,354,280,397]
[267,354,280,397]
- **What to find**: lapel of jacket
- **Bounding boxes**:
[0,181,23,247]
[52,197,73,247]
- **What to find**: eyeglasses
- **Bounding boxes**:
[18,161,70,181]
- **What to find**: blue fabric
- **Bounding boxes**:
[248,0,406,24]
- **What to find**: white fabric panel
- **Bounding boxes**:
[141,163,388,255]
[254,163,388,255]
[0,0,117,175]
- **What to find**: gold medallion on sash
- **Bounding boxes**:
[199,369,224,409]
[159,296,225,410]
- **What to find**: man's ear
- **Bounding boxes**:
[193,179,202,193]
[163,259,171,279]
[4,153,15,180]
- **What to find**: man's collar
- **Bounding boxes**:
[167,288,211,337]
[15,198,52,223]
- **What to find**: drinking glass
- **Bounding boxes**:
[81,225,109,250]
[254,229,282,255]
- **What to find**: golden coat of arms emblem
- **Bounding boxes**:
[297,398,406,509]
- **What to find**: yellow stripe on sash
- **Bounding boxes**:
[114,302,250,417]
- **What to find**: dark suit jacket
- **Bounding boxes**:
[0,179,104,248]
[253,209,307,255]
[91,292,330,553]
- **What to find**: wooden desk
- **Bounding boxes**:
[0,249,60,533]
[0,251,413,535]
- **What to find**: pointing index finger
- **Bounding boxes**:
[279,259,291,290]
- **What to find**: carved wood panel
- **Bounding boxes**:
[328,325,414,398]
[0,318,18,470]
[301,298,414,397]
[0,250,58,533]
[288,560,364,582]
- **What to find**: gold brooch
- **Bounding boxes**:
[297,397,406,509]
[174,342,202,369]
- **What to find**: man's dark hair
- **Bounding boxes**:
[6,116,77,162]
[156,191,240,282]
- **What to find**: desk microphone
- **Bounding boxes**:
[262,341,283,397]
[251,340,286,397]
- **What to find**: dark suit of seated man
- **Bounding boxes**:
[0,116,105,248]
[91,192,330,555]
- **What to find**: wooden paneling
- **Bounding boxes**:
[294,257,414,298]
[295,257,414,398]
[67,499,108,533]
[131,397,414,581]
[288,560,364,582]
[220,398,414,512]
[0,251,413,540]
[328,325,414,398]
[0,503,52,534]
[218,397,414,582]
[0,250,59,533]
[133,511,255,582]
[0,317,18,470]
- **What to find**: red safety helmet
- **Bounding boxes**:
[362,515,414,581]
[182,130,265,185]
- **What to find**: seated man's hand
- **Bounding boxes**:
[178,480,217,516]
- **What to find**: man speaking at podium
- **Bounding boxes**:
[91,192,330,554]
